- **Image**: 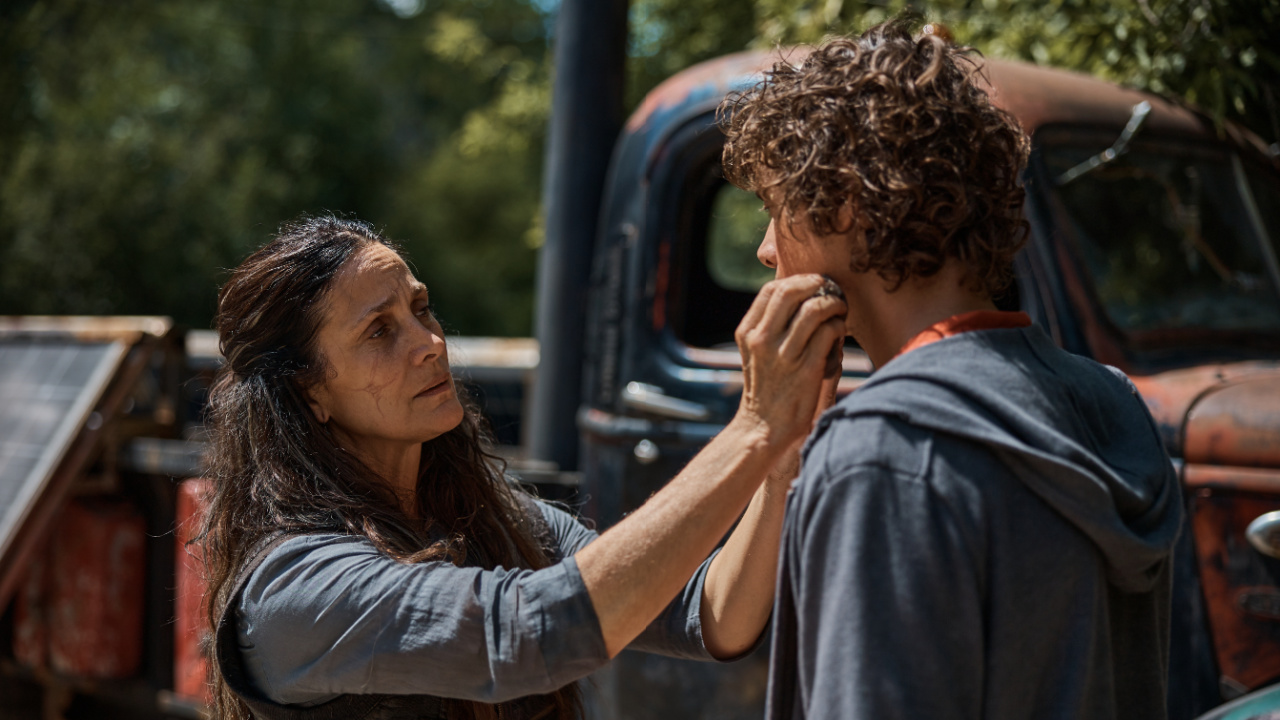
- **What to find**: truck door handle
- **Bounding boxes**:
[621,382,711,421]
[1247,511,1280,559]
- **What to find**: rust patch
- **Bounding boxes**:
[13,499,147,678]
[626,50,805,133]
[174,478,213,703]
[1189,487,1280,691]
[1129,362,1280,458]
[978,58,1207,138]
[1186,466,1280,494]
[12,535,51,669]
[1185,377,1280,467]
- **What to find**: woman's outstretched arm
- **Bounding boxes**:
[698,352,840,658]
[575,273,846,658]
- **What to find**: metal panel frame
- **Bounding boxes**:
[0,340,128,562]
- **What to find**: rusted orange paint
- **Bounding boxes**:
[979,59,1207,138]
[12,499,147,678]
[174,478,213,703]
[1189,488,1280,691]
[12,535,51,670]
[1128,362,1280,459]
[626,50,803,132]
[1186,465,1280,494]
[1184,377,1280,468]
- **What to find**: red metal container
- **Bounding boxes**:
[173,478,212,702]
[12,535,51,670]
[12,498,147,678]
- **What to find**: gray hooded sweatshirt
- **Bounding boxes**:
[766,324,1183,720]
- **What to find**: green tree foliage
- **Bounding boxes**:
[1,0,1275,336]
[628,0,756,107]
[0,0,549,335]
[751,0,1280,145]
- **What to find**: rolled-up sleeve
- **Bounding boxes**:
[537,502,721,660]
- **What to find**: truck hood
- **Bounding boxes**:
[1129,362,1280,468]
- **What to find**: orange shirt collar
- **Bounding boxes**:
[893,310,1032,360]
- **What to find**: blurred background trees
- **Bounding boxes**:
[0,0,1276,335]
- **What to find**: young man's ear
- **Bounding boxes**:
[834,201,857,237]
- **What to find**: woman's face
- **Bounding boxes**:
[304,243,464,450]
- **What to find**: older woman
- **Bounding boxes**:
[201,215,844,720]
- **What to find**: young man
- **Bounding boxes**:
[721,17,1183,720]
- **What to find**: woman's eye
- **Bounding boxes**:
[369,323,388,339]
[415,303,435,319]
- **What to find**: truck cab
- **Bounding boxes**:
[575,50,1280,720]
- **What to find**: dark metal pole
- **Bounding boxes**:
[528,0,628,470]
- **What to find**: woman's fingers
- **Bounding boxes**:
[736,275,836,360]
[776,293,846,362]
[736,279,778,337]
[735,274,848,445]
[798,315,847,384]
[759,275,828,338]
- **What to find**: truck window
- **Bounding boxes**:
[1040,131,1280,343]
[707,184,773,293]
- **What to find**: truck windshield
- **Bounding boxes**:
[1040,132,1280,341]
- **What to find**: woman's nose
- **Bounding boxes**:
[757,220,778,270]
[409,319,445,365]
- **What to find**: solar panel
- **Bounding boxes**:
[0,338,128,566]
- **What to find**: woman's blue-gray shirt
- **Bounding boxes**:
[235,501,720,705]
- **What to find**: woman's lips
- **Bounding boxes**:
[415,377,450,398]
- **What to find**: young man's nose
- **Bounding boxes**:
[757,221,779,270]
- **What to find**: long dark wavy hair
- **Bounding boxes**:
[199,215,580,720]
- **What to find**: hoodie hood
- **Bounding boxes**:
[817,325,1183,594]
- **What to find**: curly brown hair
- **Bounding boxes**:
[720,14,1031,295]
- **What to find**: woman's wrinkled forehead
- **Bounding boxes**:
[338,241,409,279]
[322,243,425,332]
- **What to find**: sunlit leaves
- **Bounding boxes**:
[1,0,1273,336]
[747,0,1279,143]
[0,0,553,334]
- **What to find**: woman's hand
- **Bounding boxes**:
[575,274,846,658]
[763,369,841,487]
[732,275,849,449]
